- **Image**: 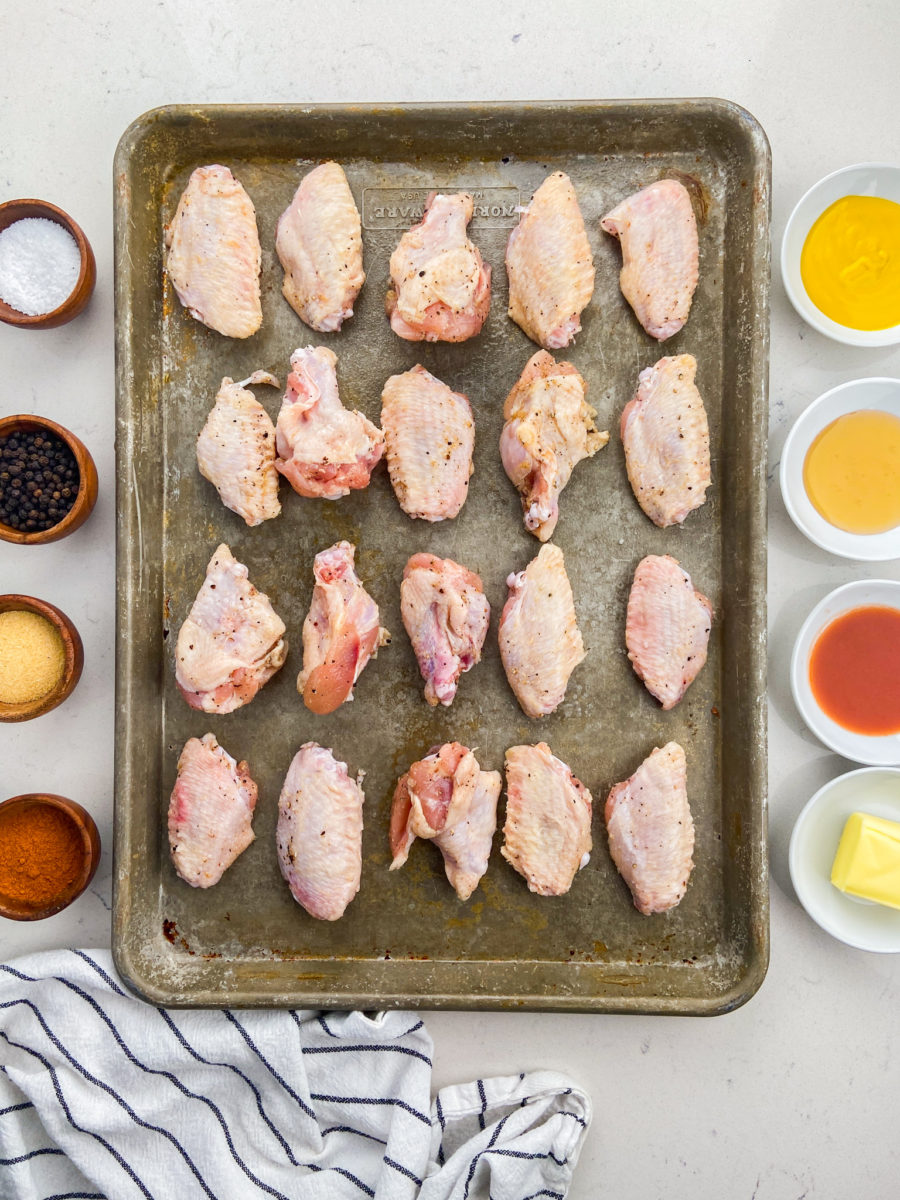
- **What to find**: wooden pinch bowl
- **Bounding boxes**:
[0,793,100,920]
[0,413,98,543]
[0,198,96,328]
[0,594,83,722]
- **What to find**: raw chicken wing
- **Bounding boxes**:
[275,346,384,498]
[626,555,713,710]
[389,742,501,901]
[400,553,490,706]
[164,164,262,338]
[621,354,711,527]
[502,743,592,896]
[196,371,281,526]
[501,350,608,541]
[386,192,491,342]
[381,365,475,521]
[175,544,286,714]
[499,543,585,718]
[298,540,389,715]
[275,162,365,332]
[605,742,695,915]
[601,179,699,341]
[277,742,365,920]
[168,733,257,888]
[506,172,595,349]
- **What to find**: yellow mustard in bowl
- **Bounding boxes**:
[800,195,900,330]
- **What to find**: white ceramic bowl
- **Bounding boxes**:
[789,766,900,952]
[781,162,900,346]
[791,579,900,765]
[780,376,900,560]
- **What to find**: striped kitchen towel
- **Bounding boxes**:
[0,950,591,1200]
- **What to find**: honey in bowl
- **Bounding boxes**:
[800,195,900,331]
[809,604,900,735]
[802,409,900,534]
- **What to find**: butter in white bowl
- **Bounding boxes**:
[831,811,900,909]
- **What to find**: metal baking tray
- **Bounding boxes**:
[113,101,769,1013]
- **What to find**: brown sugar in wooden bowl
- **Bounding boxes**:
[0,413,98,544]
[0,594,83,722]
[0,199,96,328]
[0,793,100,920]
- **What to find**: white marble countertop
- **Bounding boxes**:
[2,2,899,1195]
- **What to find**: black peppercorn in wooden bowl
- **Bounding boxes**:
[0,199,96,329]
[0,414,98,543]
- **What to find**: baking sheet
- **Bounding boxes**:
[113,101,770,1012]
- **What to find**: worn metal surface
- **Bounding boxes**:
[113,101,770,1012]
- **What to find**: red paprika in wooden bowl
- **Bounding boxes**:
[0,793,100,920]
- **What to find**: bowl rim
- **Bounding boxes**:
[790,578,900,765]
[788,765,900,952]
[0,412,98,544]
[0,593,84,721]
[779,375,900,560]
[0,197,95,328]
[780,160,900,347]
[0,792,100,920]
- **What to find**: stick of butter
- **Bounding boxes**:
[831,812,900,909]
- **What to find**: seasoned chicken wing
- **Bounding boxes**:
[386,192,491,342]
[400,553,490,707]
[275,346,384,498]
[601,178,699,341]
[381,365,475,521]
[175,544,286,714]
[621,354,711,527]
[275,161,365,332]
[389,742,501,901]
[499,543,585,718]
[500,350,608,541]
[277,742,365,921]
[196,371,281,527]
[605,742,695,915]
[502,743,592,896]
[626,555,713,710]
[298,540,389,715]
[506,171,595,349]
[168,733,257,888]
[164,164,262,339]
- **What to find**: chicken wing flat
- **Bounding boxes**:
[381,365,475,521]
[196,371,281,527]
[298,540,389,715]
[626,555,712,710]
[277,742,365,921]
[621,353,711,527]
[400,553,490,707]
[601,178,699,341]
[275,346,384,499]
[175,544,286,714]
[506,171,595,349]
[275,161,365,332]
[500,350,608,541]
[499,543,585,718]
[389,742,501,901]
[386,192,491,342]
[168,733,257,888]
[164,164,262,339]
[605,742,695,915]
[502,743,593,896]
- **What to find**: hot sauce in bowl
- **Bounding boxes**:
[809,605,900,735]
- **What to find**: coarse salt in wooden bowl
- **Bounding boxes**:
[0,594,84,722]
[0,413,98,544]
[0,198,96,328]
[0,793,100,920]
